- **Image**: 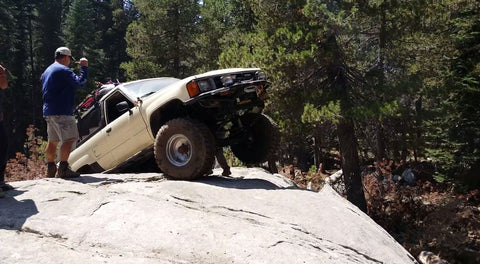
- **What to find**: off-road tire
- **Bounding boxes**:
[231,113,278,164]
[154,118,215,180]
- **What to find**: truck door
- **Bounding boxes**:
[102,91,152,165]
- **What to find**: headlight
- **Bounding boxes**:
[256,71,266,81]
[221,75,234,87]
[187,79,212,97]
[197,80,211,92]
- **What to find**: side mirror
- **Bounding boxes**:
[116,101,132,115]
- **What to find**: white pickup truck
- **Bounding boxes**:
[69,68,278,180]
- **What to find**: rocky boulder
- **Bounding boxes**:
[0,167,417,263]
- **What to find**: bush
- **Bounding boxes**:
[363,160,480,264]
[5,125,46,181]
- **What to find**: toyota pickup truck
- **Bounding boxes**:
[70,68,278,180]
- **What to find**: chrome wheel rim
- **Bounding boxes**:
[166,134,192,167]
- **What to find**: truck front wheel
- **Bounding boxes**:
[154,118,215,180]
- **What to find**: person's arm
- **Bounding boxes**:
[66,58,88,88]
[0,65,8,89]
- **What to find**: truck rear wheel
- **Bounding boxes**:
[154,118,215,180]
[231,113,278,164]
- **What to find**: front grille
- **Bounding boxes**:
[211,71,258,89]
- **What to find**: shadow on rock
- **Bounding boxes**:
[197,174,292,190]
[67,175,118,184]
[0,189,38,230]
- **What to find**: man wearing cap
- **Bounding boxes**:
[41,47,88,178]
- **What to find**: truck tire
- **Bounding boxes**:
[231,113,278,164]
[154,118,215,180]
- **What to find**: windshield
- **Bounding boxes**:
[122,78,180,99]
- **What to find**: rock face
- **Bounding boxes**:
[0,167,417,264]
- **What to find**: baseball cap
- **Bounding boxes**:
[55,47,75,61]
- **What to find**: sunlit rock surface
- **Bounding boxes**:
[0,167,417,264]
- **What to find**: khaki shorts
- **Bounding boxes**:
[44,115,79,142]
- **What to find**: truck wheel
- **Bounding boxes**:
[231,113,278,164]
[154,118,215,180]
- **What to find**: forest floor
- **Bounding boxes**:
[4,155,480,264]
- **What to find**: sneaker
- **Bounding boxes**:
[0,183,14,191]
[46,163,57,178]
[57,163,80,178]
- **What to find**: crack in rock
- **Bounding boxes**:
[338,244,383,263]
[65,191,86,195]
[22,226,46,236]
[170,195,196,203]
[168,196,204,211]
[168,196,269,225]
[168,196,271,223]
[49,232,67,240]
[143,176,165,182]
[44,197,66,202]
[268,240,291,248]
[90,202,112,216]
[291,226,317,237]
[308,243,328,253]
[121,176,166,183]
[21,226,67,241]
[291,225,384,263]
[347,207,363,217]
[96,179,125,186]
[167,198,384,263]
[212,206,271,219]
[172,202,201,211]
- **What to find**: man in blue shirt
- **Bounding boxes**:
[41,47,88,178]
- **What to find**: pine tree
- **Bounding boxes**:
[426,0,480,188]
[195,0,256,72]
[219,0,370,210]
[122,0,200,79]
[101,0,137,81]
[0,0,51,155]
[64,0,95,55]
[34,0,64,69]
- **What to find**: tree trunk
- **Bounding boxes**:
[337,118,367,213]
[375,122,386,161]
[375,3,387,162]
[325,34,368,212]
